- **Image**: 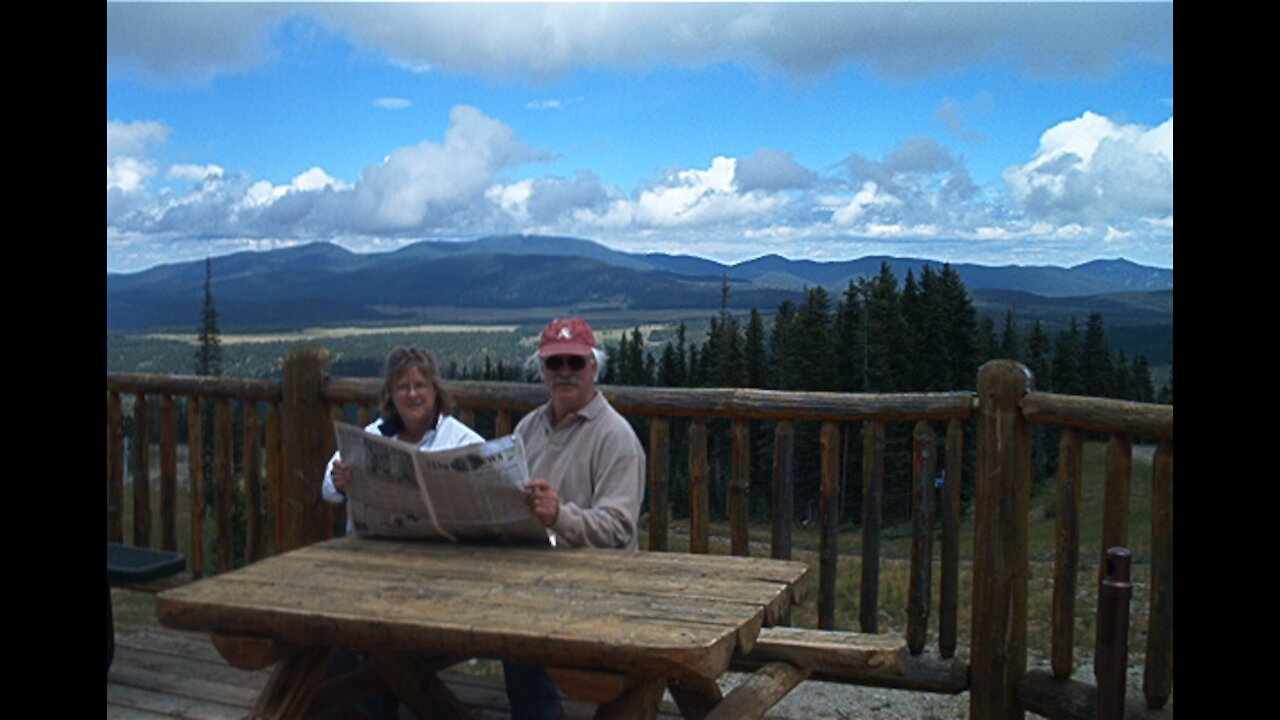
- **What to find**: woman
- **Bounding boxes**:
[322,346,483,535]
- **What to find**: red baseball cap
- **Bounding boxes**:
[538,317,597,357]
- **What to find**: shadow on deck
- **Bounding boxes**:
[107,625,692,720]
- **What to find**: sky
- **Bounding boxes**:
[106,2,1174,274]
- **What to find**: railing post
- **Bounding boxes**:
[730,418,751,557]
[770,421,795,562]
[1096,547,1133,720]
[689,418,709,554]
[971,360,1033,720]
[1144,440,1173,709]
[818,421,840,629]
[908,419,937,655]
[280,345,332,553]
[133,393,152,548]
[647,417,670,552]
[859,420,885,634]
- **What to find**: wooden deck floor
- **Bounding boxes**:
[107,625,691,719]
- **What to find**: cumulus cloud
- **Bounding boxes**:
[107,3,292,82]
[837,136,983,231]
[107,119,170,160]
[1003,112,1173,222]
[734,149,816,192]
[632,157,790,228]
[110,3,1171,84]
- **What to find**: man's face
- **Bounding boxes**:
[542,352,596,418]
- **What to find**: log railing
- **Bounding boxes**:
[1012,383,1174,720]
[106,350,1172,719]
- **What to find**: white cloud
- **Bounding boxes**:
[339,105,550,232]
[107,120,172,194]
[107,120,170,160]
[168,164,225,182]
[1003,111,1173,222]
[734,149,816,192]
[831,182,903,226]
[107,157,157,194]
[632,157,789,228]
[107,3,292,83]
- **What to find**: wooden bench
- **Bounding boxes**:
[552,627,911,720]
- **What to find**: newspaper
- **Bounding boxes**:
[333,422,550,545]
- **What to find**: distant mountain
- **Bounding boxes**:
[106,235,1173,332]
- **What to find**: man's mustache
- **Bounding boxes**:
[552,378,582,387]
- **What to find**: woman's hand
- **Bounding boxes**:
[525,478,559,527]
[332,460,352,494]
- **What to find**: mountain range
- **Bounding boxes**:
[106,235,1173,333]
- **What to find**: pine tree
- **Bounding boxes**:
[658,322,689,388]
[704,278,745,388]
[658,342,683,388]
[936,264,978,389]
[900,270,926,390]
[1113,349,1133,401]
[623,326,648,385]
[1131,355,1156,403]
[914,265,951,390]
[1157,364,1173,404]
[1000,308,1022,361]
[864,263,907,392]
[1025,320,1052,390]
[770,299,798,389]
[743,309,769,389]
[975,316,999,366]
[195,257,223,377]
[1051,318,1083,395]
[833,280,867,392]
[1080,312,1115,398]
[792,286,835,391]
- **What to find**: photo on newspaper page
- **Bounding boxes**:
[333,422,551,545]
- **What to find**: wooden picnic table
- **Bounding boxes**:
[156,536,810,719]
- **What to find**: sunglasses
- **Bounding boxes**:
[543,355,589,371]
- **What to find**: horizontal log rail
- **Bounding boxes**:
[107,372,283,402]
[323,376,977,422]
[1021,391,1173,440]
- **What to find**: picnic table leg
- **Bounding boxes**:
[702,661,809,720]
[592,676,666,720]
[248,646,335,720]
[668,677,723,720]
[367,651,472,720]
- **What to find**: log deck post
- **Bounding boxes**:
[971,360,1033,720]
[280,346,332,552]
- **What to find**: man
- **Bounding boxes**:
[506,317,647,719]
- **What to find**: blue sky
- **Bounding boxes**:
[107,2,1173,274]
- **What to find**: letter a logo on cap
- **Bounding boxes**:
[539,317,597,357]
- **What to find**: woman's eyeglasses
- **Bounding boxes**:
[543,355,589,371]
[392,381,432,396]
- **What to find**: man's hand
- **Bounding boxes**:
[332,460,352,494]
[525,478,560,527]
